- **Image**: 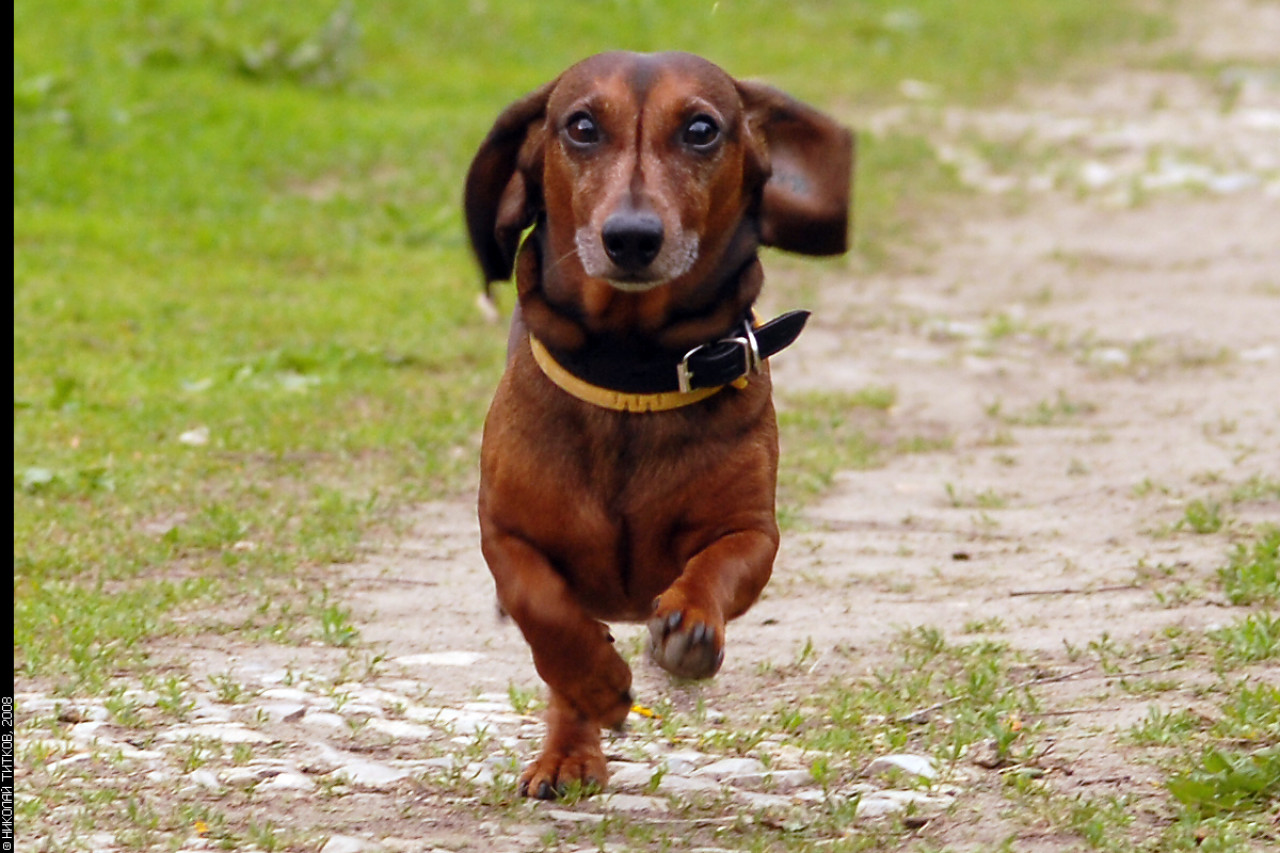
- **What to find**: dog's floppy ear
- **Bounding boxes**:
[464,80,556,285]
[737,81,854,256]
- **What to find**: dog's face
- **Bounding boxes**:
[465,51,853,327]
[541,52,755,292]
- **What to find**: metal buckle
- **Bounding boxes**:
[741,319,763,374]
[676,320,762,394]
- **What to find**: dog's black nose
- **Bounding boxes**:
[601,212,664,272]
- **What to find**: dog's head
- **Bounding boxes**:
[465,51,853,319]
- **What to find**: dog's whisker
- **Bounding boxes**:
[547,246,580,272]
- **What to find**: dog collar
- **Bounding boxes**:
[529,310,810,413]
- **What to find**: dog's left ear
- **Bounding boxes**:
[464,80,556,286]
[737,81,855,256]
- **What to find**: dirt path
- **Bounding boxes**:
[20,2,1279,851]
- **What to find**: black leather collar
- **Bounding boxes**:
[541,309,810,395]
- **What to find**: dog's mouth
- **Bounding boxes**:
[602,274,669,293]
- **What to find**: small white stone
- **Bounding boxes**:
[394,651,484,667]
[601,793,669,814]
[57,704,110,723]
[258,701,307,722]
[258,772,316,792]
[854,792,906,818]
[260,687,317,704]
[866,753,938,781]
[160,724,271,744]
[766,769,816,789]
[190,705,233,723]
[404,706,500,734]
[222,767,260,789]
[320,835,384,853]
[178,426,210,446]
[88,832,117,849]
[302,712,347,730]
[546,809,605,824]
[1092,347,1130,366]
[855,789,952,819]
[185,769,223,791]
[657,748,709,775]
[734,791,794,811]
[68,721,111,743]
[1241,345,1277,362]
[691,757,767,782]
[330,758,412,789]
[366,718,437,740]
[606,762,657,790]
[656,774,723,795]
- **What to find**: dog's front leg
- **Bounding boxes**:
[648,528,778,679]
[481,532,632,797]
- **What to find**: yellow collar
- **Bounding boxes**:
[528,335,746,413]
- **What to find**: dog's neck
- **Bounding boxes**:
[516,217,764,358]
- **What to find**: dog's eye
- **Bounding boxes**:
[565,112,600,146]
[682,115,721,150]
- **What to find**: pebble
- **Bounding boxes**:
[546,809,605,824]
[68,721,111,743]
[866,753,938,781]
[661,748,708,775]
[605,761,657,790]
[691,757,767,783]
[855,789,953,819]
[222,767,261,789]
[655,774,723,795]
[796,783,876,804]
[405,705,511,734]
[734,790,795,811]
[260,687,317,704]
[766,769,816,789]
[159,723,272,744]
[185,769,223,791]
[320,835,385,853]
[258,771,316,792]
[394,651,485,667]
[57,704,109,723]
[366,718,437,740]
[260,701,308,722]
[190,704,234,723]
[302,712,347,730]
[329,757,412,789]
[600,793,669,814]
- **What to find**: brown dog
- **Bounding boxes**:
[464,51,852,799]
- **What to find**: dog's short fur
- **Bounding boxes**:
[464,51,853,799]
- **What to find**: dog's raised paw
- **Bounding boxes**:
[647,607,725,679]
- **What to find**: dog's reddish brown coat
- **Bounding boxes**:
[465,52,852,799]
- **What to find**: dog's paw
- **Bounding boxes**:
[518,744,608,800]
[647,597,724,679]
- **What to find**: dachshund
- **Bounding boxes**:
[464,50,853,799]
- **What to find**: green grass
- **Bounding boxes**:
[1218,525,1280,606]
[15,0,1162,694]
[777,387,895,518]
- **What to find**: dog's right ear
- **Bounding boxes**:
[464,81,556,287]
